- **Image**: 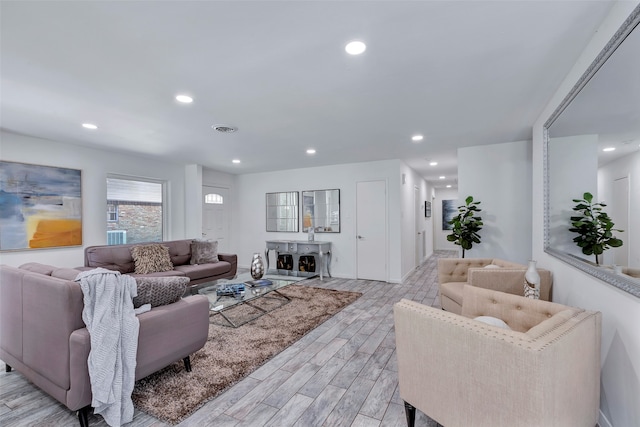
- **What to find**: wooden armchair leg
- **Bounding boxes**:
[183,356,192,372]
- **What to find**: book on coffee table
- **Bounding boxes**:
[245,279,273,287]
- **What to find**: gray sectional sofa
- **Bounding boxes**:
[0,262,210,426]
[82,239,238,290]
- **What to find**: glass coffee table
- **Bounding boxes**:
[194,274,298,327]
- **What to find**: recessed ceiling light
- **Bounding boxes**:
[446,185,452,188]
[411,135,423,142]
[232,159,241,164]
[345,41,366,55]
[175,94,193,103]
[439,176,446,179]
[306,149,316,154]
[602,147,615,152]
[212,125,238,133]
[429,161,438,166]
[82,123,98,130]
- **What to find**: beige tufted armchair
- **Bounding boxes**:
[394,285,601,427]
[438,258,552,314]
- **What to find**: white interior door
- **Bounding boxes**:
[356,180,387,281]
[202,186,230,253]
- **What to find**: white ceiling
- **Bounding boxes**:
[0,1,615,188]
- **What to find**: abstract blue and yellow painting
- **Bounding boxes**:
[0,161,82,250]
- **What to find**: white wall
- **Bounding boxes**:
[598,151,640,269]
[230,160,406,282]
[184,164,203,239]
[532,2,640,426]
[433,187,458,251]
[0,131,188,268]
[458,140,533,263]
[548,135,599,257]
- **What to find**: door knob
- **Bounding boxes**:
[357,235,364,239]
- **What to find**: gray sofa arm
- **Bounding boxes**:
[218,253,237,270]
[135,294,210,379]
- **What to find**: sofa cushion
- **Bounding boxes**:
[133,276,189,308]
[439,281,466,306]
[19,263,57,275]
[167,239,192,266]
[129,270,187,279]
[190,239,219,264]
[131,244,174,274]
[174,262,231,281]
[51,268,82,281]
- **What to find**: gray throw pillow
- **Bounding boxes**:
[131,244,174,274]
[133,276,189,308]
[190,239,219,264]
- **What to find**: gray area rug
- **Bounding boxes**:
[131,284,361,424]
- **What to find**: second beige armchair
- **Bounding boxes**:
[438,258,552,314]
[394,285,601,427]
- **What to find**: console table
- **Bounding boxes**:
[265,240,332,280]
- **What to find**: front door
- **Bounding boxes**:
[356,180,387,281]
[202,186,230,253]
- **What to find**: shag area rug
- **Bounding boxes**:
[131,284,361,424]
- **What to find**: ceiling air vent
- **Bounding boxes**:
[212,124,237,133]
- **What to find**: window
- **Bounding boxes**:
[107,204,118,222]
[106,176,164,244]
[205,193,223,204]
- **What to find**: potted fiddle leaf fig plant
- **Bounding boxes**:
[569,192,623,265]
[446,196,483,258]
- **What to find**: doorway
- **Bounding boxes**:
[356,180,387,281]
[202,186,230,253]
[610,176,629,266]
[415,186,424,267]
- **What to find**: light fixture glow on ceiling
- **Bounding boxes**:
[411,135,423,142]
[306,149,316,154]
[232,159,241,164]
[602,147,616,152]
[345,41,366,55]
[82,123,98,130]
[429,161,438,166]
[446,185,452,188]
[175,95,193,103]
[212,125,238,133]
[439,176,446,179]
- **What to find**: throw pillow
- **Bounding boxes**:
[190,239,219,264]
[474,316,511,330]
[133,276,189,308]
[130,244,174,274]
[483,264,502,269]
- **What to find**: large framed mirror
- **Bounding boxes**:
[266,191,299,232]
[544,4,640,298]
[302,189,340,233]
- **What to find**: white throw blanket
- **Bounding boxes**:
[76,268,139,427]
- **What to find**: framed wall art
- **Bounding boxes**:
[442,199,457,230]
[0,161,82,250]
[424,201,431,218]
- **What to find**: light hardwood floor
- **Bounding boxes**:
[0,251,457,427]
